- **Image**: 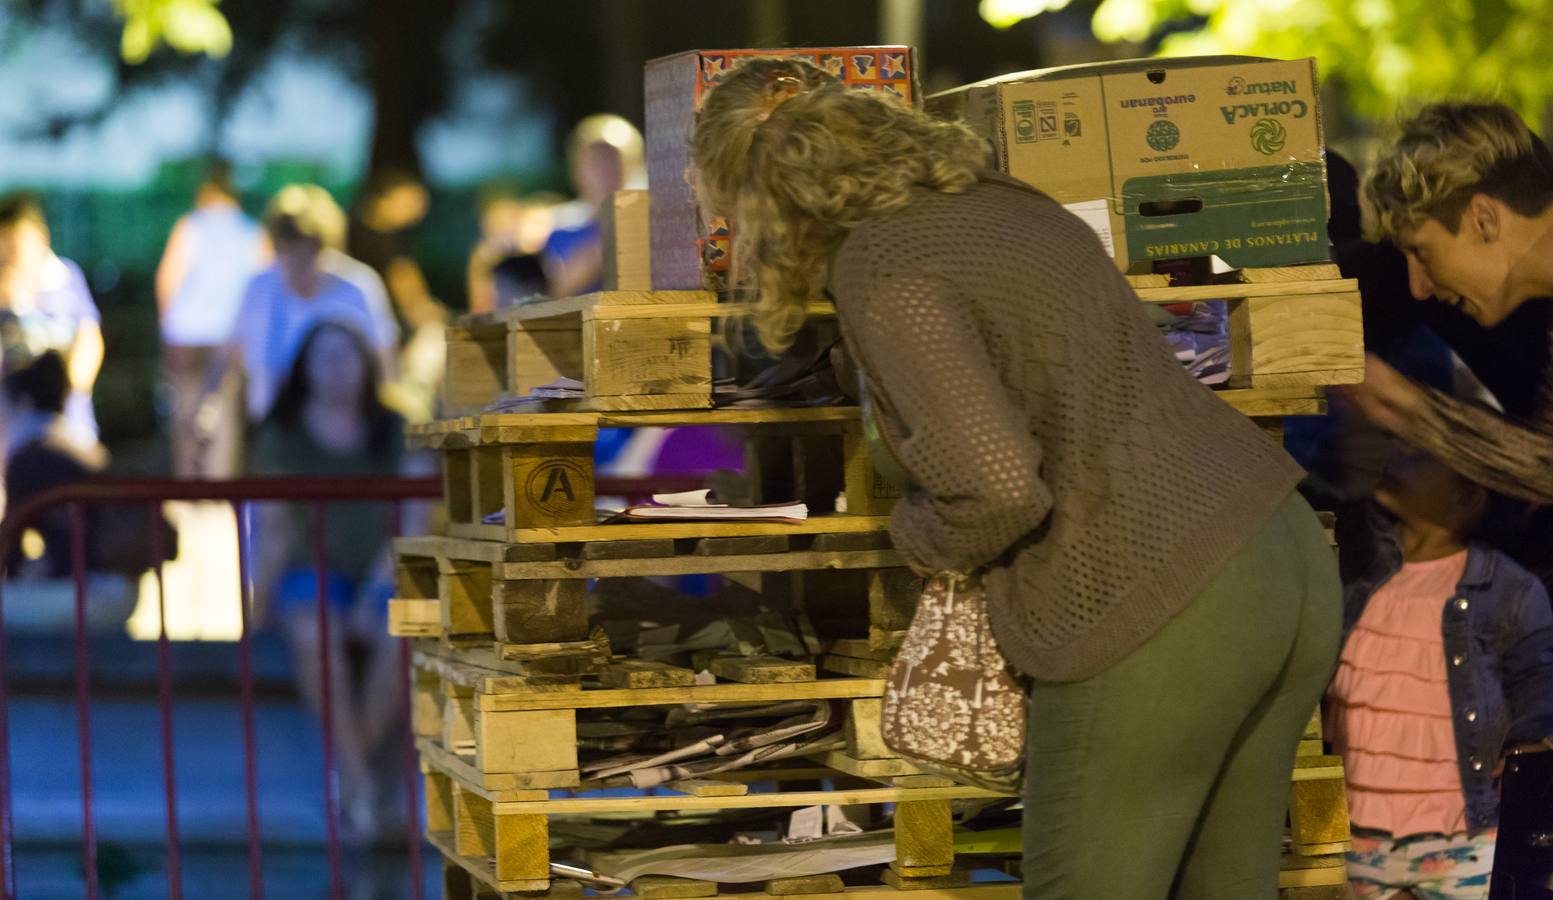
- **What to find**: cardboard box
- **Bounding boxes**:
[645,47,918,291]
[929,56,1329,272]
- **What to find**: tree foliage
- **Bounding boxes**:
[111,0,231,63]
[990,0,1553,124]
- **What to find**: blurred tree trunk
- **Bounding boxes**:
[365,0,454,179]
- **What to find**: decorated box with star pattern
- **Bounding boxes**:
[645,47,918,292]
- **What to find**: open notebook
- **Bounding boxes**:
[607,489,808,525]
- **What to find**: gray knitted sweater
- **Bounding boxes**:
[829,175,1306,682]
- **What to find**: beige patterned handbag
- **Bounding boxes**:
[880,572,1027,794]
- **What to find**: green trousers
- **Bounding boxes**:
[1021,491,1342,900]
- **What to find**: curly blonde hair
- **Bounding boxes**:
[692,58,988,353]
[1365,102,1553,240]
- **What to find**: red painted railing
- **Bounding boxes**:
[0,474,690,900]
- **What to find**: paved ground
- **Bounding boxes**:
[9,693,433,898]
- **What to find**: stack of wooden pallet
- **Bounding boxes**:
[394,257,1362,897]
[399,290,1015,897]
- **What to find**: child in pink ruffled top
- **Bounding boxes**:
[1328,451,1553,900]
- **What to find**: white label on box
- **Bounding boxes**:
[1062,199,1115,258]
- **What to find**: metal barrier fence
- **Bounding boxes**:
[0,474,689,900]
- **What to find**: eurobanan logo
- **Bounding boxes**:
[1119,94,1195,110]
[1220,99,1309,124]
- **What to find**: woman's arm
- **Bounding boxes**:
[1347,353,1553,502]
[68,320,104,396]
[850,268,1051,574]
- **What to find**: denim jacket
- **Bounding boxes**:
[1338,502,1553,831]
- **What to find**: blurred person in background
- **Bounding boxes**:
[348,169,446,422]
[247,320,423,838]
[1,351,134,634]
[155,159,264,478]
[203,183,398,443]
[544,114,645,298]
[0,193,104,452]
[466,189,559,312]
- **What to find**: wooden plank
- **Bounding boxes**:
[1277,886,1351,899]
[868,570,918,634]
[573,393,713,412]
[598,659,697,689]
[808,751,924,780]
[455,787,550,884]
[1243,292,1364,382]
[1288,756,1351,850]
[843,429,904,516]
[508,321,585,399]
[414,650,583,694]
[846,698,894,760]
[1217,389,1326,418]
[445,448,474,524]
[395,555,440,599]
[584,315,711,400]
[425,770,455,833]
[448,522,515,543]
[494,813,550,883]
[417,738,580,792]
[472,446,508,523]
[444,329,508,415]
[1234,263,1343,283]
[509,515,891,545]
[488,290,713,323]
[693,534,791,556]
[578,538,677,560]
[631,876,718,899]
[474,708,578,775]
[1293,841,1352,857]
[427,640,609,681]
[828,639,895,662]
[426,829,552,895]
[491,782,1000,815]
[445,689,477,756]
[506,442,596,530]
[412,668,444,739]
[667,778,750,798]
[396,534,558,563]
[600,189,652,292]
[479,678,885,712]
[492,580,590,645]
[499,549,904,581]
[1124,273,1171,288]
[891,865,955,878]
[892,775,955,788]
[894,799,954,873]
[810,532,893,552]
[765,874,845,895]
[585,299,836,322]
[881,869,972,891]
[1134,278,1355,303]
[418,406,861,435]
[824,656,892,679]
[710,656,816,684]
[440,563,496,639]
[389,598,442,637]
